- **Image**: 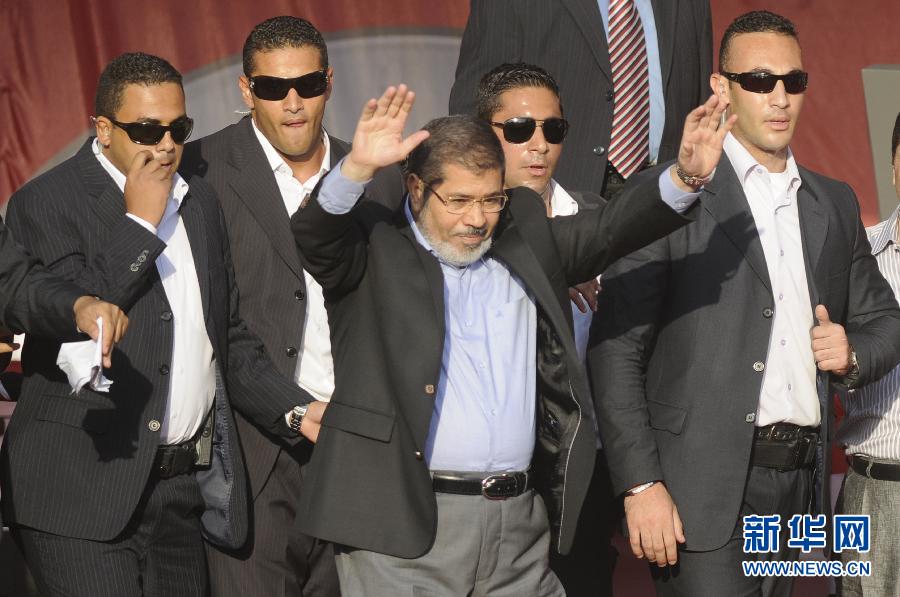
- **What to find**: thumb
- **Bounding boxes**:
[815,304,831,326]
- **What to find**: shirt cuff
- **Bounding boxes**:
[126,213,158,235]
[317,158,372,215]
[658,167,702,213]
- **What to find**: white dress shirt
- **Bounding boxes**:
[93,139,216,444]
[252,121,335,403]
[723,133,819,427]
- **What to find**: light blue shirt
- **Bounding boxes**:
[599,0,664,163]
[315,160,700,471]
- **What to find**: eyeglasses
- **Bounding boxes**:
[249,70,329,101]
[423,182,508,214]
[489,117,569,144]
[108,116,194,145]
[720,71,808,94]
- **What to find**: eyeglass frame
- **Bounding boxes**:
[719,70,809,95]
[421,181,508,214]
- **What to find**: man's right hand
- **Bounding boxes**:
[73,296,128,368]
[624,482,685,566]
[299,401,328,444]
[341,84,431,183]
[124,150,172,227]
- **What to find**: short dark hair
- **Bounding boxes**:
[475,62,563,121]
[892,112,900,161]
[719,10,799,71]
[243,16,328,76]
[95,52,182,118]
[404,115,504,189]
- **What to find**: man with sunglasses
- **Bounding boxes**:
[289,78,732,594]
[589,11,900,596]
[2,52,319,597]
[181,16,401,597]
[476,62,617,596]
[451,0,712,201]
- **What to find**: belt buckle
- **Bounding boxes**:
[482,473,518,500]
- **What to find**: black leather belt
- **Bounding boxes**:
[850,455,900,482]
[751,423,819,471]
[153,439,199,478]
[432,470,532,500]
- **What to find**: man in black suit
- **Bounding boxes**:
[1,52,315,597]
[182,16,399,597]
[450,0,712,199]
[589,11,900,596]
[290,83,732,594]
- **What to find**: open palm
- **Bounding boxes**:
[343,84,430,181]
[677,94,737,177]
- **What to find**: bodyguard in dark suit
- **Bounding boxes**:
[290,85,731,595]
[1,53,313,597]
[182,16,399,597]
[450,0,712,198]
[589,12,900,596]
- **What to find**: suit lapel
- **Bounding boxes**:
[227,118,303,279]
[796,176,828,306]
[178,190,211,322]
[77,140,128,229]
[702,158,772,292]
[651,0,676,90]
[561,0,612,84]
[397,213,446,340]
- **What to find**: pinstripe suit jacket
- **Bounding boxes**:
[449,0,712,196]
[181,117,403,501]
[0,140,308,549]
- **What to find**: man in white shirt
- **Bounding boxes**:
[589,11,900,596]
[835,112,900,597]
[2,52,314,597]
[181,16,401,597]
[475,61,615,597]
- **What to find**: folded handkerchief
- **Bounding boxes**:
[56,317,113,394]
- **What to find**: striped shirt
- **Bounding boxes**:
[838,204,900,461]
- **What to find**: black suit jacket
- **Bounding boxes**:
[0,140,309,549]
[290,172,693,558]
[181,117,403,500]
[588,158,900,551]
[0,221,84,338]
[449,0,712,196]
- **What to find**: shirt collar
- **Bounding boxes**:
[723,132,801,189]
[251,118,331,178]
[548,179,578,217]
[870,204,900,255]
[92,137,189,206]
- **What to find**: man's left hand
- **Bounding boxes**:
[569,278,602,313]
[811,305,851,375]
[300,401,328,444]
[73,296,129,368]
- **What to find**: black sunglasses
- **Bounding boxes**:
[108,116,194,145]
[249,70,329,101]
[720,71,808,94]
[489,117,569,144]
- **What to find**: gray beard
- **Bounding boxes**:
[418,219,493,267]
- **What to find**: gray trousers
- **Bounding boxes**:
[836,465,900,597]
[334,490,564,597]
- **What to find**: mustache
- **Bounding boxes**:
[456,226,488,237]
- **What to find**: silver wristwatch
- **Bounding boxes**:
[288,404,310,435]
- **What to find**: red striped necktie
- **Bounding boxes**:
[607,0,650,179]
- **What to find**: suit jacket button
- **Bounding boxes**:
[130,263,140,272]
[159,364,170,375]
[294,289,305,301]
[606,90,614,101]
[745,413,756,423]
[286,346,298,358]
[593,145,606,156]
[160,311,173,321]
[414,451,423,460]
[753,361,765,372]
[148,419,161,432]
[762,308,774,318]
[424,384,435,394]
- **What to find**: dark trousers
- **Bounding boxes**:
[652,465,812,597]
[206,442,339,597]
[550,449,619,596]
[14,473,206,597]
